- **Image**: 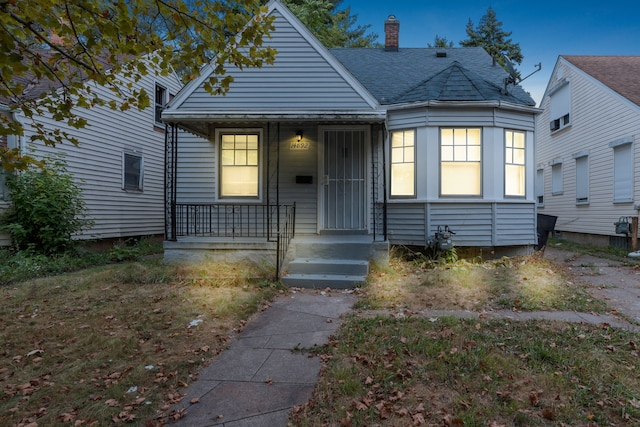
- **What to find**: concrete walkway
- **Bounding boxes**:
[167,289,356,426]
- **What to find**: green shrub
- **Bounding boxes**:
[0,159,92,254]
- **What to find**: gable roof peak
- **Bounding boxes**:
[562,55,640,107]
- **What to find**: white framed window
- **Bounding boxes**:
[440,128,481,196]
[575,153,589,204]
[505,130,526,197]
[536,167,544,205]
[123,152,143,191]
[218,130,261,199]
[551,160,563,195]
[390,129,415,197]
[549,80,571,132]
[155,83,167,125]
[611,138,633,203]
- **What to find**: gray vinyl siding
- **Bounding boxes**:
[386,202,536,247]
[387,109,427,128]
[178,10,373,112]
[175,132,216,203]
[536,58,640,238]
[7,70,182,242]
[495,203,537,245]
[388,107,536,129]
[387,203,427,244]
[273,124,318,234]
[427,108,496,127]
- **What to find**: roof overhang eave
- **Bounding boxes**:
[386,100,542,114]
[162,110,388,124]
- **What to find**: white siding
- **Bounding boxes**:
[536,58,640,238]
[7,69,183,242]
[178,10,373,112]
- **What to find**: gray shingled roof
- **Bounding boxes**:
[329,47,536,106]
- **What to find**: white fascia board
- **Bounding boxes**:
[386,100,542,114]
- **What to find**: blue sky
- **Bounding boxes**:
[342,0,640,105]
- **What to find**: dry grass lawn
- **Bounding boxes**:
[361,248,607,313]
[0,258,281,426]
[290,249,639,426]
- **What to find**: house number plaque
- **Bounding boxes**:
[290,140,310,150]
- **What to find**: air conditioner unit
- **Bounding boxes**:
[550,119,560,131]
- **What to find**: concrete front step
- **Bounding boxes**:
[292,241,374,260]
[287,258,369,276]
[281,273,366,289]
[280,235,388,289]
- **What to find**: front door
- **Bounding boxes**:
[322,129,367,231]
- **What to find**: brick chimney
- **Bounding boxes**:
[384,15,399,52]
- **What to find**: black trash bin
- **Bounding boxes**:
[536,214,558,250]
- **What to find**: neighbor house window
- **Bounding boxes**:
[1,134,17,200]
[536,167,544,205]
[440,128,481,196]
[551,160,563,195]
[610,138,633,203]
[220,132,260,198]
[390,129,415,197]
[505,130,526,197]
[123,152,143,191]
[155,84,167,125]
[574,153,589,204]
[549,80,571,132]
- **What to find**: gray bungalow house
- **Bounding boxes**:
[162,0,539,286]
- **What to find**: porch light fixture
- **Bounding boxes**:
[296,130,303,142]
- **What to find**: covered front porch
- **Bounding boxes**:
[163,119,389,282]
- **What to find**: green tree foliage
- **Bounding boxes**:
[281,0,377,47]
[0,158,92,254]
[0,0,277,171]
[427,34,454,48]
[459,6,523,69]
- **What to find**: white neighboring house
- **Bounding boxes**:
[536,55,640,247]
[0,52,183,246]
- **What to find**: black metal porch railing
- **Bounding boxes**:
[275,202,296,280]
[174,203,294,240]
